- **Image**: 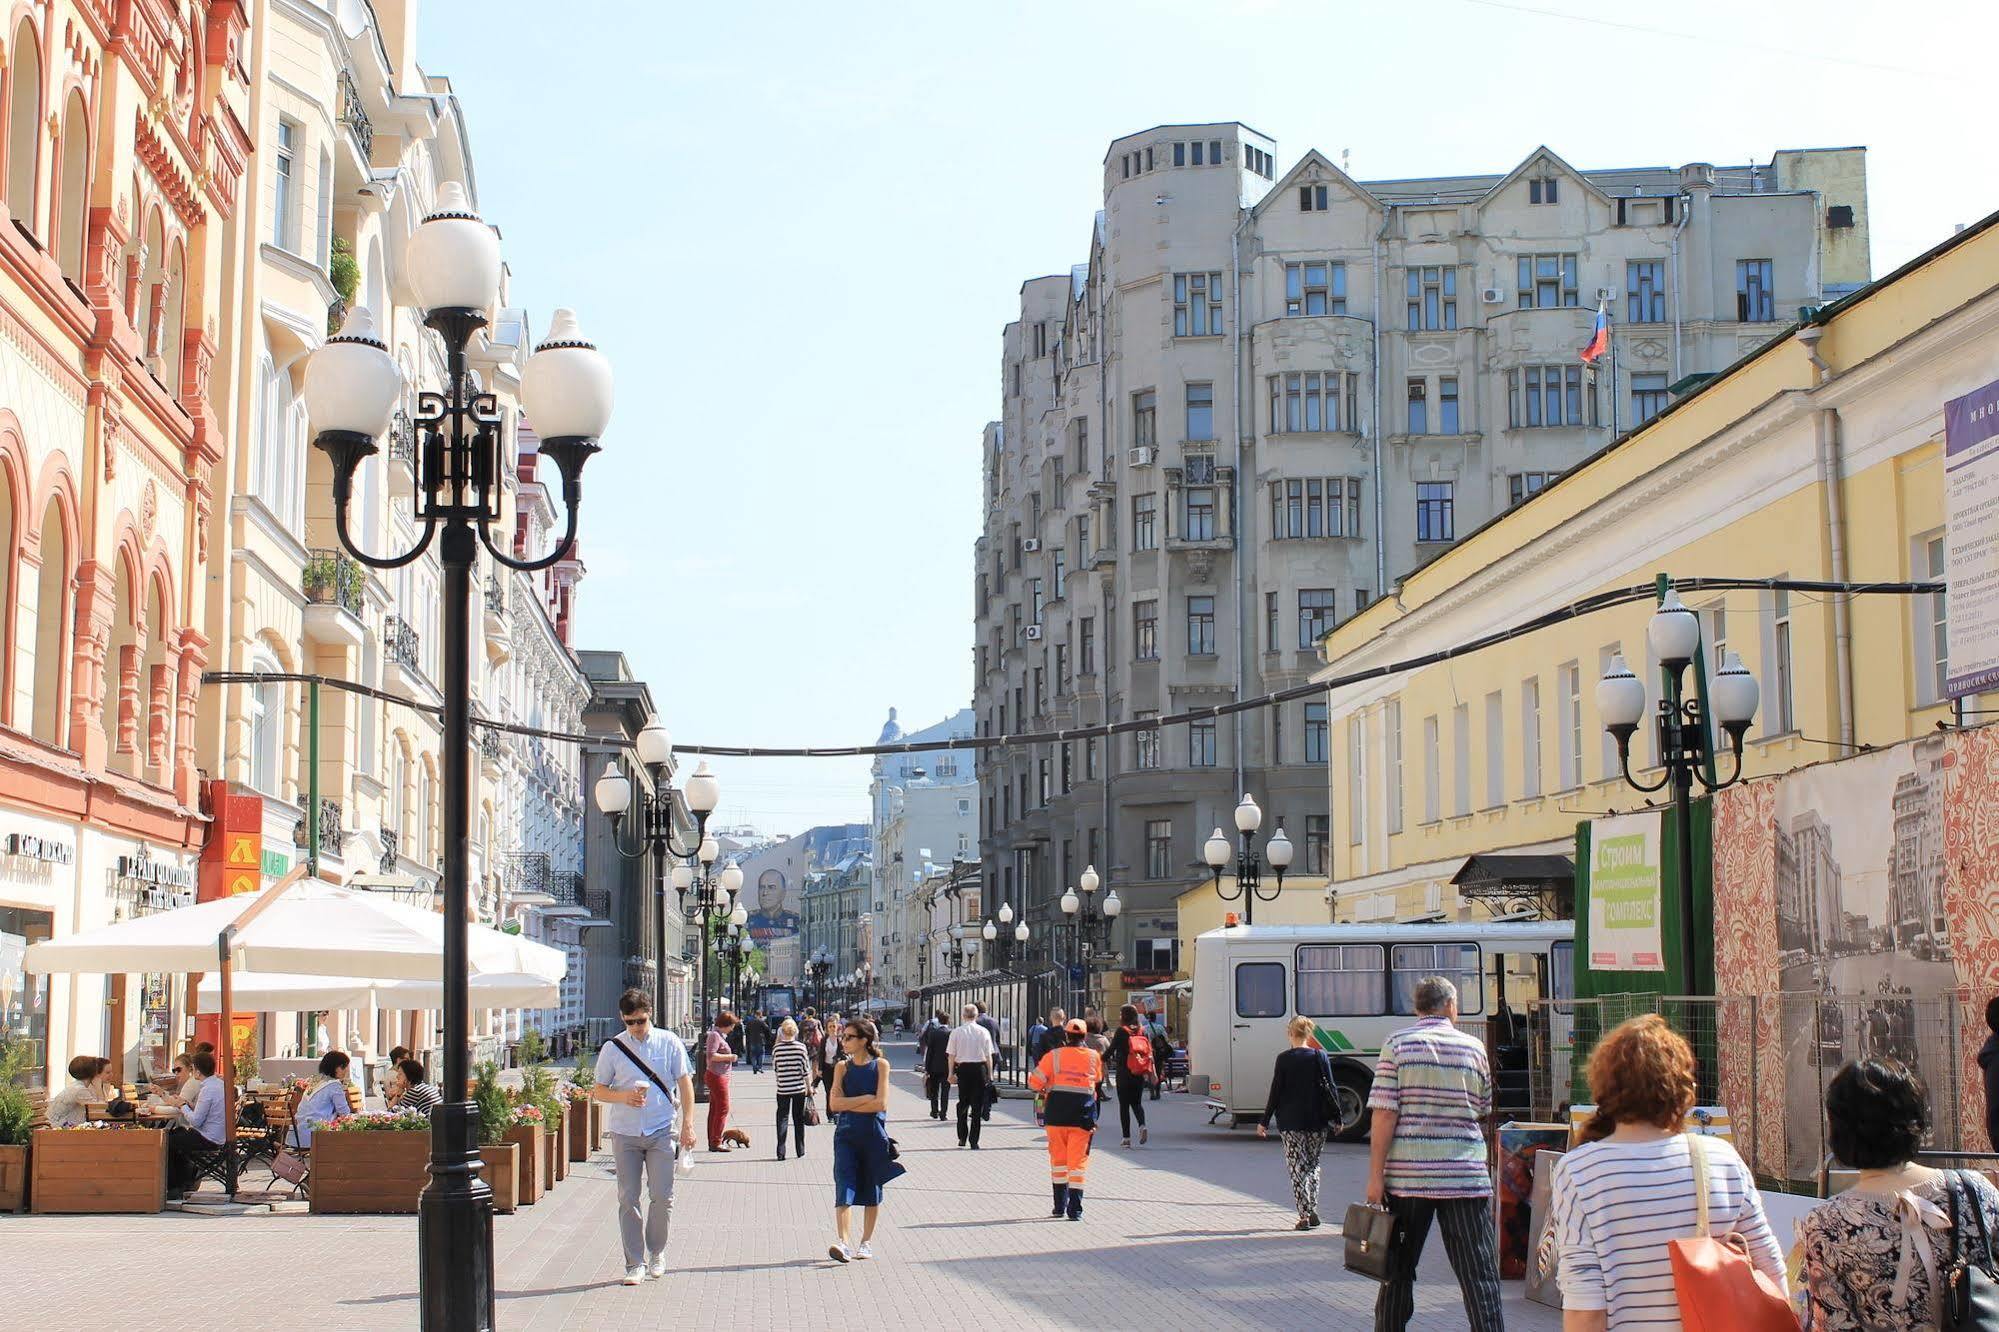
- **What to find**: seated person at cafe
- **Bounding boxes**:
[46,1055,114,1128]
[390,1059,440,1116]
[384,1046,412,1106]
[289,1051,353,1147]
[165,1052,225,1196]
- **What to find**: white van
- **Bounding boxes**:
[1190,920,1575,1137]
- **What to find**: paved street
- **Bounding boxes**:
[0,1041,1558,1330]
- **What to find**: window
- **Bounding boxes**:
[1245,145,1274,179]
[1269,371,1354,433]
[1631,373,1669,426]
[1132,493,1157,550]
[1736,259,1775,322]
[1448,704,1469,817]
[1516,253,1579,308]
[1509,365,1594,427]
[1558,663,1582,789]
[1174,273,1222,337]
[1304,701,1329,766]
[1521,677,1543,798]
[1422,714,1440,823]
[1133,390,1156,449]
[1060,742,1072,792]
[1485,691,1504,806]
[1286,261,1347,316]
[1391,943,1482,1015]
[1145,818,1173,878]
[1033,665,1045,712]
[1186,595,1216,655]
[1269,477,1363,539]
[1054,643,1069,693]
[1085,736,1100,780]
[1133,600,1157,660]
[1235,962,1287,1017]
[1298,589,1336,649]
[5,20,41,227]
[1772,588,1795,732]
[1272,700,1283,762]
[1627,260,1665,323]
[1183,485,1215,540]
[1296,944,1386,1016]
[1037,755,1051,805]
[1529,176,1558,205]
[273,119,298,249]
[1136,937,1179,972]
[1265,592,1279,651]
[1184,382,1214,440]
[1406,266,1458,330]
[1299,184,1329,211]
[1052,549,1066,600]
[1305,815,1329,875]
[1072,417,1089,473]
[1033,322,1047,357]
[1079,617,1095,674]
[1173,141,1185,167]
[1029,577,1043,624]
[1189,717,1216,767]
[1920,534,1949,703]
[1383,699,1402,832]
[1406,380,1428,435]
[1347,715,1366,844]
[1439,378,1460,434]
[1075,513,1090,564]
[1012,361,1021,397]
[1509,471,1557,507]
[249,667,284,796]
[1416,482,1455,542]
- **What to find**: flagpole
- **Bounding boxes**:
[1607,299,1619,438]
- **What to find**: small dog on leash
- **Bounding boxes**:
[722,1127,752,1149]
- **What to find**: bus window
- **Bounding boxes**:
[1551,940,1575,1001]
[1235,962,1288,1018]
[1391,943,1483,1015]
[1296,944,1386,1015]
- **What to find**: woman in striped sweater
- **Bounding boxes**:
[771,1018,817,1160]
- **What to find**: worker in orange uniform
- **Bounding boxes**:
[1027,1017,1103,1220]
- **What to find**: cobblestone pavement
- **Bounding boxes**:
[0,1041,1560,1330]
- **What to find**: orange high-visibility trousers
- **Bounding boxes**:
[1047,1125,1092,1188]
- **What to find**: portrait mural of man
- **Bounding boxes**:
[745,868,801,944]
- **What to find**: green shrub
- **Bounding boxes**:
[0,1040,33,1147]
[472,1062,511,1147]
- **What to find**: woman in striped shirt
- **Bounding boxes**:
[771,1018,817,1160]
[1549,1014,1783,1329]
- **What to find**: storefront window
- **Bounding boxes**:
[0,905,54,1088]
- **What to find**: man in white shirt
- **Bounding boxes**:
[165,1051,226,1197]
[591,988,696,1286]
[945,1003,995,1149]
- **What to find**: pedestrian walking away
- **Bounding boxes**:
[746,1010,771,1075]
[591,988,697,1286]
[1027,1018,1103,1220]
[1104,1004,1153,1147]
[827,1017,903,1263]
[918,1008,952,1119]
[1033,1008,1067,1127]
[819,1012,844,1114]
[1259,1014,1335,1229]
[703,1010,740,1152]
[975,1002,1003,1086]
[1083,1015,1111,1101]
[1365,976,1506,1332]
[1146,1012,1173,1099]
[771,1017,817,1161]
[946,1003,995,1148]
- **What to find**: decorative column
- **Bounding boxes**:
[68,560,116,769]
[146,661,172,781]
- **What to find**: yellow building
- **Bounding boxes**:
[1311,210,1999,918]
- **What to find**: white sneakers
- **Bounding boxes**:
[646,1254,668,1279]
[828,1242,850,1263]
[854,1241,874,1260]
[621,1267,645,1286]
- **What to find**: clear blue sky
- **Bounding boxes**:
[418,0,1993,835]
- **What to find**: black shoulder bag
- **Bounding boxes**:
[1946,1169,1999,1332]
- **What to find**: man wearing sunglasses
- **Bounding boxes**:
[591,989,697,1286]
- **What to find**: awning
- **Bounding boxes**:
[1451,854,1575,919]
[196,970,560,1011]
[1145,979,1193,995]
[1450,854,1575,886]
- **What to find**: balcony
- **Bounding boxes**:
[339,68,374,164]
[477,725,504,778]
[291,798,345,859]
[302,550,366,648]
[383,614,426,696]
[503,850,553,905]
[386,408,416,498]
[483,575,512,661]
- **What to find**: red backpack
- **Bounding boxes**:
[1125,1029,1154,1077]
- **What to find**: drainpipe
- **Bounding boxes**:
[1796,322,1855,751]
[1231,213,1249,799]
[1670,195,1690,381]
[1371,207,1392,596]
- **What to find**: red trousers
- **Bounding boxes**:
[705,1072,731,1148]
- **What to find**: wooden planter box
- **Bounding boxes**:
[501,1124,544,1204]
[309,1129,432,1214]
[477,1143,519,1214]
[0,1142,28,1212]
[568,1100,590,1162]
[31,1128,164,1214]
[549,1112,570,1182]
[590,1101,602,1152]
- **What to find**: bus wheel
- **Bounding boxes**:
[1330,1070,1370,1143]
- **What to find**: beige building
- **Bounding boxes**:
[975,123,1868,980]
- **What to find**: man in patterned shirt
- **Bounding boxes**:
[1364,975,1503,1331]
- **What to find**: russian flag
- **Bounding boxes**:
[1580,299,1610,365]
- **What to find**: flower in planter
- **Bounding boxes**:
[330,1111,431,1132]
[510,1103,545,1127]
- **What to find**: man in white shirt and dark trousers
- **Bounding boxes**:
[591,989,697,1286]
[946,1003,995,1149]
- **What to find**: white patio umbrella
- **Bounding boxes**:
[195,969,560,1012]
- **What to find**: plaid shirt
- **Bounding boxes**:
[1366,1017,1492,1198]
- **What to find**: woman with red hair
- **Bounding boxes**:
[1547,1014,1783,1330]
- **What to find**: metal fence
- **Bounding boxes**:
[1525,991,1977,1192]
[911,967,1067,1089]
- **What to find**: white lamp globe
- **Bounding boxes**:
[1060,889,1079,914]
[521,308,614,440]
[683,762,720,815]
[304,306,403,438]
[719,863,744,897]
[982,920,997,941]
[1647,589,1702,668]
[1014,922,1029,942]
[1711,651,1761,729]
[407,181,500,314]
[634,718,673,768]
[670,863,694,893]
[1102,890,1122,918]
[1204,828,1232,868]
[998,902,1014,924]
[1596,654,1647,731]
[1079,865,1100,894]
[697,835,719,866]
[1234,793,1263,834]
[592,763,631,816]
[730,905,748,928]
[1266,827,1294,869]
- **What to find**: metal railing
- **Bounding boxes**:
[303,549,364,617]
[547,871,583,906]
[503,851,550,897]
[338,67,373,162]
[291,798,344,855]
[484,575,508,621]
[384,614,420,669]
[387,408,415,469]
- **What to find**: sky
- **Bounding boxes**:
[417,0,1996,836]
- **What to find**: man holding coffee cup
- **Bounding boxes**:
[591,988,697,1285]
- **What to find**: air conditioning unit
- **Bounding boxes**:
[1128,446,1156,467]
[1481,287,1506,304]
[1021,538,1041,553]
[1025,624,1044,641]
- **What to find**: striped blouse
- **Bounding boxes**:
[1364,1017,1493,1198]
[771,1039,814,1096]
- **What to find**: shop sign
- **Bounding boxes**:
[111,848,196,915]
[3,833,74,865]
[1120,970,1173,987]
[261,849,290,878]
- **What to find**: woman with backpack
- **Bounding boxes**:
[1104,1004,1155,1147]
[1257,1015,1336,1229]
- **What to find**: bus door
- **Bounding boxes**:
[1228,958,1291,1117]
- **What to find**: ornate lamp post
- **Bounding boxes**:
[1060,866,1120,1015]
[1203,794,1294,925]
[806,947,832,1006]
[947,923,968,978]
[721,907,749,1012]
[1597,589,1759,988]
[983,902,1030,970]
[304,181,612,1332]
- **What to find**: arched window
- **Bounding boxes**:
[141,577,172,784]
[106,555,138,778]
[53,91,86,283]
[162,243,186,394]
[5,21,40,227]
[248,652,283,796]
[390,735,410,848]
[135,210,163,362]
[0,467,13,726]
[287,394,309,525]
[31,495,69,746]
[417,760,436,865]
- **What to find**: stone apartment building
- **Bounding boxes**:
[974,122,1868,972]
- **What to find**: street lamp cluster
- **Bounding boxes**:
[304,182,613,1331]
[1059,865,1121,1012]
[1204,794,1293,925]
[982,900,1031,969]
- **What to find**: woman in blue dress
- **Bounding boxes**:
[827,1017,903,1262]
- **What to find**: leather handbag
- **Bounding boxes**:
[1343,1202,1397,1282]
[1945,1170,1999,1331]
[1668,1135,1799,1331]
[802,1097,822,1127]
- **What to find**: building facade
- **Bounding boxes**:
[974,123,1869,976]
[867,707,975,998]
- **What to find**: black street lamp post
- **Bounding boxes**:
[1203,795,1294,926]
[305,182,613,1332]
[806,948,832,1007]
[982,902,1030,971]
[1059,867,1120,1016]
[1597,587,1759,989]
